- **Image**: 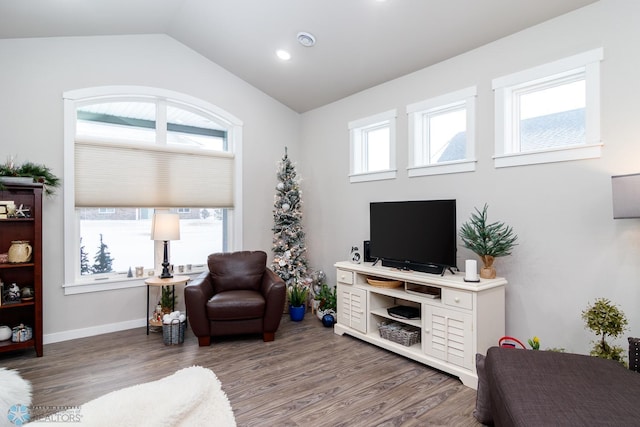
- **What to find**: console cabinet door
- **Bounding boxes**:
[337,285,367,334]
[423,306,473,370]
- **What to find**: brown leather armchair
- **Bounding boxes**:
[184,250,286,347]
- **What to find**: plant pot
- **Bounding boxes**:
[322,313,336,327]
[480,255,496,279]
[317,308,337,322]
[0,177,33,185]
[289,305,306,322]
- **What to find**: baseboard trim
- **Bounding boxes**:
[43,318,146,344]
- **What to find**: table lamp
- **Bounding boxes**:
[151,213,180,278]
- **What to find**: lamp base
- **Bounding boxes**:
[159,270,173,279]
[159,240,173,279]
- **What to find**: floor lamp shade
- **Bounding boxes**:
[151,213,180,278]
[612,173,640,219]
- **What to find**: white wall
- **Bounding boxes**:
[0,34,300,339]
[3,1,638,355]
[301,0,640,354]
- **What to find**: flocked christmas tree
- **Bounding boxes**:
[272,147,309,287]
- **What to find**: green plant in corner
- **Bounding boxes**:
[459,204,518,279]
[314,282,337,312]
[287,283,309,308]
[582,298,628,366]
[0,157,60,196]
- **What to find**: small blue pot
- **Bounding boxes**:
[322,313,335,327]
[289,305,306,322]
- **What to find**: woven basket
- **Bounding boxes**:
[367,277,403,289]
[378,321,420,347]
[162,319,186,345]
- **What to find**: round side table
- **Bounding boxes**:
[145,275,190,335]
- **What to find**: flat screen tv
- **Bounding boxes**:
[369,200,457,274]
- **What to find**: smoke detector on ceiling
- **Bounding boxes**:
[297,32,316,47]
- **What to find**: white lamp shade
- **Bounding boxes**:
[612,173,640,219]
[151,213,181,241]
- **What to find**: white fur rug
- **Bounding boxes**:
[30,366,236,426]
[0,368,32,427]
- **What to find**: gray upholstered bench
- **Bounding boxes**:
[476,346,640,426]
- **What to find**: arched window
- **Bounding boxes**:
[62,86,243,294]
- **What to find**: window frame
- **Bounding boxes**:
[492,48,603,168]
[348,109,397,183]
[62,86,243,295]
[407,86,477,177]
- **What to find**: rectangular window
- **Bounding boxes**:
[493,48,602,168]
[348,109,397,183]
[362,124,390,172]
[79,207,225,276]
[516,76,585,152]
[80,208,153,275]
[407,87,477,177]
[172,208,226,266]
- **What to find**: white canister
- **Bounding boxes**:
[465,259,479,281]
[0,325,12,341]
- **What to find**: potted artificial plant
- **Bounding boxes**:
[159,286,176,314]
[0,158,60,196]
[287,282,309,322]
[459,204,517,279]
[314,282,337,325]
[582,298,628,366]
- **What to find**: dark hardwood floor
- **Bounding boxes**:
[1,315,482,426]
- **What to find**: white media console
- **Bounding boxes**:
[333,261,506,389]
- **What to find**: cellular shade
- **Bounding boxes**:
[75,139,234,208]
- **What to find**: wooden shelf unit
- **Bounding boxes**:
[0,182,43,357]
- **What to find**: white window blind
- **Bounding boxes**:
[75,139,234,208]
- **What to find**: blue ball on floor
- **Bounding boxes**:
[322,313,335,327]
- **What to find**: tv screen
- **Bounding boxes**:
[369,200,457,274]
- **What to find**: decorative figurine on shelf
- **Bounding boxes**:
[6,203,16,218]
[350,246,362,264]
[20,287,33,301]
[15,204,30,218]
[5,283,20,303]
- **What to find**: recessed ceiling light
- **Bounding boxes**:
[276,49,291,61]
[297,32,316,47]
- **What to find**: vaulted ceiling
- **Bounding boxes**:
[0,0,598,112]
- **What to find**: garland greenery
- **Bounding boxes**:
[0,160,60,196]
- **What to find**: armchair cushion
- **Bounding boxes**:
[207,290,265,321]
